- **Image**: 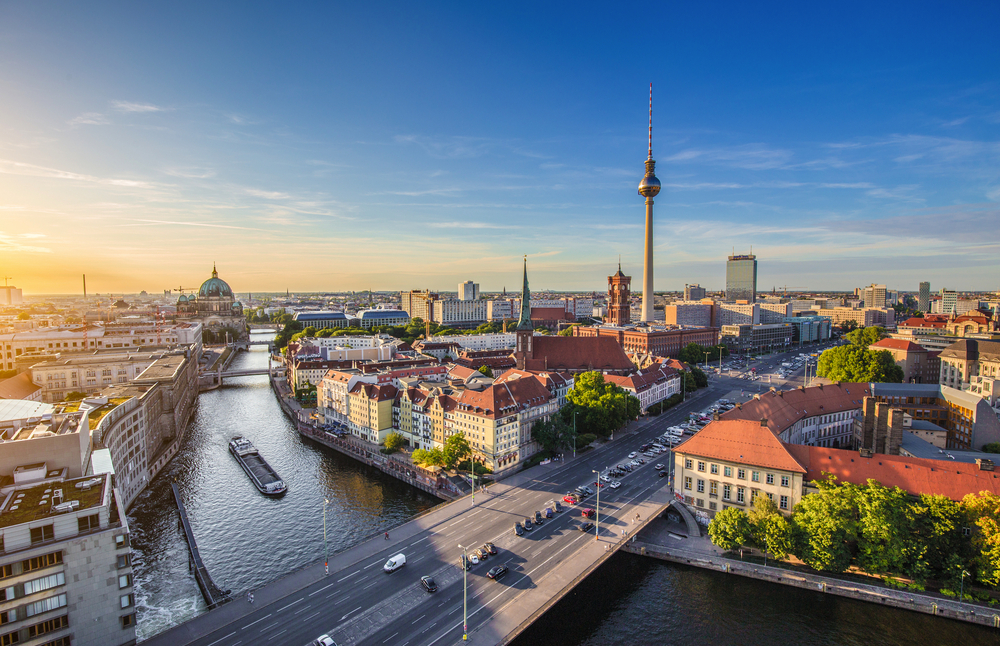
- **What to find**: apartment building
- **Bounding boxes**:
[869,382,1000,450]
[869,338,941,384]
[604,363,680,413]
[28,350,174,403]
[400,290,438,321]
[432,299,488,327]
[0,471,135,646]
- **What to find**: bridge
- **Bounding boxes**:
[142,382,730,646]
[199,366,284,388]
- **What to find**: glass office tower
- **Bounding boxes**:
[726,254,758,303]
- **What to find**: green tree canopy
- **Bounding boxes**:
[477,365,494,378]
[563,371,640,437]
[411,447,446,468]
[531,417,575,453]
[442,432,472,470]
[708,507,752,552]
[791,476,859,573]
[384,431,406,451]
[815,345,903,383]
[844,326,888,347]
[855,480,911,575]
[962,491,1000,587]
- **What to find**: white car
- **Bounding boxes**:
[309,636,337,646]
[609,481,622,489]
[469,554,480,565]
[628,452,637,459]
[600,475,611,482]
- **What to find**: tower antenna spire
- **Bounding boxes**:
[647,83,653,160]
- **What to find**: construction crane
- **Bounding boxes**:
[783,285,807,295]
[2,276,11,287]
[175,286,196,294]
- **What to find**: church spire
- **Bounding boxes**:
[212,262,218,278]
[515,255,533,331]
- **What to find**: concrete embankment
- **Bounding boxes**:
[623,540,1000,629]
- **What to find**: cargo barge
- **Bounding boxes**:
[228,436,287,495]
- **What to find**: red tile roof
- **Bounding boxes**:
[786,445,1000,500]
[0,373,41,400]
[900,317,945,329]
[522,336,634,373]
[870,338,926,352]
[675,419,807,473]
[722,383,871,435]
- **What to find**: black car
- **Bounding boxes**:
[487,565,508,580]
[659,470,669,477]
[524,518,533,530]
[534,511,544,525]
[514,522,524,536]
[460,555,472,571]
[420,575,438,592]
[579,522,595,533]
[483,542,498,555]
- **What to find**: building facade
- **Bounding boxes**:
[607,266,631,327]
[458,281,479,301]
[918,281,930,313]
[400,290,438,321]
[684,284,706,301]
[725,254,757,303]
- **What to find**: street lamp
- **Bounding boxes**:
[458,544,469,641]
[323,498,330,576]
[703,351,710,372]
[572,411,578,458]
[960,569,970,601]
[592,469,602,541]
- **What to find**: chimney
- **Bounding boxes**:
[859,448,874,458]
[818,383,823,390]
[760,418,768,427]
[976,458,995,471]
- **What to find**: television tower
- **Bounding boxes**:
[638,84,661,323]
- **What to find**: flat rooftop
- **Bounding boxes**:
[0,472,107,529]
[900,431,987,465]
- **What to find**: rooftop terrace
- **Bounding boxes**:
[0,472,107,529]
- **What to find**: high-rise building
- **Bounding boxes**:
[0,285,23,304]
[400,290,437,321]
[458,281,479,301]
[726,254,757,303]
[861,284,887,309]
[607,264,631,327]
[918,282,930,313]
[939,289,958,315]
[639,84,661,323]
[684,284,706,301]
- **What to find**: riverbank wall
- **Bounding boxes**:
[622,541,1000,629]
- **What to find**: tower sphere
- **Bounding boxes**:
[638,174,660,198]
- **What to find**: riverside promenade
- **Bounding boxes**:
[625,512,1000,630]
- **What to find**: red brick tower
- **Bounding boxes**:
[608,262,631,327]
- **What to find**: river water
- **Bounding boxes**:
[131,332,995,644]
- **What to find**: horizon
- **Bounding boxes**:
[2,3,999,295]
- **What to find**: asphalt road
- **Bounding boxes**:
[176,382,737,646]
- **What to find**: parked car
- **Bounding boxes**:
[469,553,480,565]
[514,522,524,536]
[461,554,472,570]
[473,548,487,561]
[563,494,578,504]
[545,507,554,518]
[308,635,337,646]
[420,575,438,592]
[524,518,533,530]
[628,452,637,458]
[534,511,544,525]
[581,508,595,518]
[610,481,621,489]
[554,501,563,513]
[483,542,497,555]
[487,565,508,581]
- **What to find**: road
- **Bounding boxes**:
[160,380,737,646]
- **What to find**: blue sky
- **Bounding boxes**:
[1,2,998,295]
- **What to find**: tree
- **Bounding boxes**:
[576,433,598,448]
[532,417,574,453]
[907,494,965,582]
[442,433,472,470]
[791,476,859,573]
[844,326,887,347]
[559,325,579,337]
[838,320,859,333]
[747,496,794,560]
[564,372,641,438]
[961,491,1000,587]
[855,480,911,575]
[982,443,1000,454]
[815,345,903,383]
[16,312,29,320]
[384,432,406,452]
[690,366,708,388]
[411,447,446,468]
[477,365,494,378]
[708,507,752,552]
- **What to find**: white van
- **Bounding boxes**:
[383,553,406,573]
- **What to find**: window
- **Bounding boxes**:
[710,481,718,496]
[39,636,71,646]
[723,484,731,500]
[724,466,732,478]
[751,471,760,483]
[780,495,789,510]
[684,459,693,469]
[24,593,66,617]
[766,492,773,501]
[697,461,705,472]
[709,501,717,511]
[736,487,745,504]
[121,613,136,628]
[737,469,746,480]
[27,614,67,638]
[0,629,19,645]
[118,574,131,589]
[0,565,11,580]
[117,554,130,569]
[697,479,705,493]
[121,593,133,609]
[22,552,61,574]
[710,464,719,475]
[0,610,15,625]
[684,477,692,491]
[78,514,100,533]
[23,572,64,596]
[781,475,790,487]
[765,473,774,485]
[30,525,54,545]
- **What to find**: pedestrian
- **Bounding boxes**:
[247,592,251,603]
[384,531,389,540]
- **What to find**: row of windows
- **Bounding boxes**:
[1,552,62,580]
[684,477,791,510]
[685,459,790,487]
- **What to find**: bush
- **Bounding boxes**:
[577,433,598,448]
[983,442,1000,454]
[907,582,926,592]
[940,589,956,598]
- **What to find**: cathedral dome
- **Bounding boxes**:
[198,264,233,298]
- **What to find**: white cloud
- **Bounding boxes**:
[111,100,167,113]
[0,159,157,189]
[164,167,216,179]
[0,231,51,254]
[68,112,110,126]
[245,188,291,200]
[426,221,513,229]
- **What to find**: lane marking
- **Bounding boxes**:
[303,610,321,621]
[411,613,426,625]
[240,613,271,629]
[206,632,236,646]
[364,560,382,569]
[277,598,302,612]
[308,582,337,596]
[383,632,399,644]
[337,571,359,582]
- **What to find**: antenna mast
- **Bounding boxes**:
[647,83,653,160]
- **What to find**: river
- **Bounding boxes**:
[131,332,995,644]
